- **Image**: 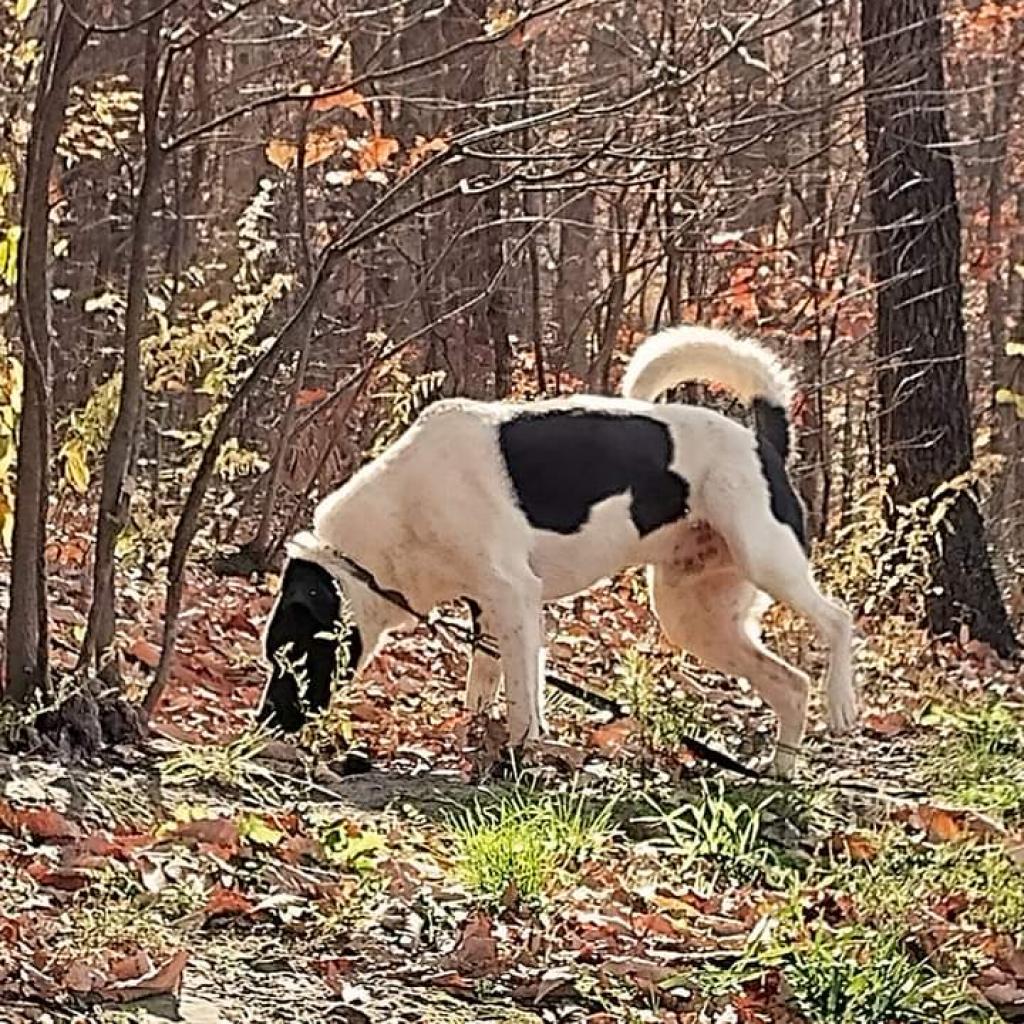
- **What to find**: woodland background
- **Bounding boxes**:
[0,0,1022,694]
[0,0,1023,1021]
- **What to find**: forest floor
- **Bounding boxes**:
[1,544,1024,1024]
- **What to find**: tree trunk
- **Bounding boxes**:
[861,0,1017,656]
[985,21,1024,553]
[80,4,166,674]
[5,3,89,702]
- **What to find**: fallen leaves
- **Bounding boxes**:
[828,831,880,862]
[589,716,638,754]
[862,710,912,737]
[203,885,254,920]
[900,802,1005,844]
[0,800,80,842]
[96,949,189,1003]
[445,912,501,977]
[404,134,449,174]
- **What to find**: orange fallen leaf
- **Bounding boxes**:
[863,711,911,737]
[829,831,879,862]
[295,386,328,408]
[129,637,161,668]
[172,817,239,850]
[632,912,678,937]
[98,949,188,1002]
[266,138,298,170]
[404,134,449,174]
[204,885,254,918]
[305,128,347,167]
[589,717,637,753]
[448,912,499,977]
[910,805,965,843]
[109,951,152,982]
[0,802,81,843]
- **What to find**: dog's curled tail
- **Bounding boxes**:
[621,324,796,460]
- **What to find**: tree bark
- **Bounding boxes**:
[80,4,166,674]
[861,0,1017,656]
[5,3,89,702]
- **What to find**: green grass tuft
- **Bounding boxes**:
[642,780,791,888]
[450,785,616,904]
[834,828,1024,940]
[782,926,989,1024]
[922,702,1024,825]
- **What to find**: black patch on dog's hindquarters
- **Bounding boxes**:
[498,410,690,536]
[755,437,808,552]
[259,558,363,733]
[752,397,791,463]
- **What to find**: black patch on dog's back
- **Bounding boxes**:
[755,437,807,552]
[498,410,689,536]
[260,558,363,732]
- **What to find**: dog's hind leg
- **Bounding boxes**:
[651,566,810,778]
[710,510,857,736]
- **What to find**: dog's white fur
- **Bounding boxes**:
[283,325,857,776]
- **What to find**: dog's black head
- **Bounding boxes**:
[258,558,363,733]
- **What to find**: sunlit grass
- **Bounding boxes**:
[450,784,616,904]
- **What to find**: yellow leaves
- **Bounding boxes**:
[311,88,368,118]
[62,439,90,494]
[484,6,518,36]
[265,138,297,170]
[0,352,21,551]
[1006,341,1024,357]
[0,161,14,197]
[0,491,12,550]
[306,128,348,167]
[0,226,20,287]
[996,388,1024,419]
[15,0,39,20]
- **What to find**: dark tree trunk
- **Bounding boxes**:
[81,4,166,674]
[861,0,1017,656]
[5,3,90,702]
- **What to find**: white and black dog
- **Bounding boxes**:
[258,325,857,776]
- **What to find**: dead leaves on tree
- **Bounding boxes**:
[264,81,448,185]
[266,128,447,182]
[265,127,348,171]
[310,87,369,118]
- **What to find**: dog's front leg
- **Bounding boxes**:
[464,600,501,712]
[466,648,501,712]
[488,588,545,747]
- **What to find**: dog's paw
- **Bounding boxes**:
[771,747,798,780]
[522,737,586,771]
[827,685,859,734]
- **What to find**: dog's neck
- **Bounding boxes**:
[284,531,418,643]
